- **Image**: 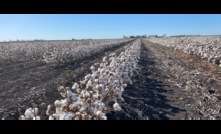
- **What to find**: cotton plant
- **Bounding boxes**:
[148,36,221,67]
[19,103,41,120]
[20,40,141,120]
[0,39,133,65]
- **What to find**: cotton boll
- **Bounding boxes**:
[101,116,107,120]
[60,92,67,98]
[72,83,79,90]
[19,115,26,120]
[61,99,68,106]
[76,88,81,93]
[69,103,79,112]
[61,105,68,112]
[90,65,95,70]
[93,93,100,100]
[59,113,67,120]
[33,116,41,120]
[54,100,62,108]
[113,103,122,112]
[46,105,54,116]
[123,84,127,88]
[94,79,99,84]
[67,89,78,102]
[49,116,55,120]
[88,115,92,120]
[98,84,104,92]
[65,112,74,120]
[55,107,63,115]
[81,113,87,120]
[85,74,91,80]
[25,108,35,119]
[102,88,109,96]
[33,108,38,116]
[98,102,107,111]
[86,80,93,89]
[58,86,66,92]
[103,56,107,62]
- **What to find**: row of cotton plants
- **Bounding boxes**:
[0,39,132,64]
[147,36,221,67]
[19,40,141,120]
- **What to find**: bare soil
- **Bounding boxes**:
[106,39,221,120]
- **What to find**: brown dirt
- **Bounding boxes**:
[106,39,221,120]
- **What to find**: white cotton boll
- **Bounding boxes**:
[59,114,66,120]
[103,56,107,62]
[69,103,79,109]
[85,74,91,80]
[49,116,55,120]
[33,116,41,120]
[90,65,95,70]
[33,108,38,115]
[76,88,81,93]
[61,99,68,105]
[98,102,107,111]
[60,92,66,98]
[19,115,26,120]
[46,105,53,116]
[94,63,100,66]
[56,107,62,114]
[88,115,92,120]
[85,91,90,98]
[93,93,100,100]
[72,83,79,90]
[123,84,127,88]
[54,100,62,108]
[96,111,102,116]
[101,116,107,120]
[86,80,93,89]
[113,103,122,112]
[103,88,109,96]
[58,86,65,92]
[67,90,78,102]
[65,113,74,120]
[99,84,104,90]
[25,108,35,119]
[89,91,94,95]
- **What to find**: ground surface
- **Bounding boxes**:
[107,39,221,120]
[1,39,221,120]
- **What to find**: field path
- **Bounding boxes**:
[107,39,221,120]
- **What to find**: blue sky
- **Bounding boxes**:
[0,14,220,41]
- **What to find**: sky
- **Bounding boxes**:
[0,14,221,41]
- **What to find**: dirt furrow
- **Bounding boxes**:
[108,39,221,120]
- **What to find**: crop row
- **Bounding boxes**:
[19,39,141,120]
[147,36,221,67]
[0,39,132,64]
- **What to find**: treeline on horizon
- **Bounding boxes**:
[123,34,205,38]
[1,35,219,42]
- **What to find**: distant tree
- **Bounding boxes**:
[123,35,128,39]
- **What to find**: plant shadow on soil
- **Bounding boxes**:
[107,43,186,120]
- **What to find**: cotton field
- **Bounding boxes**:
[0,39,132,64]
[147,36,221,67]
[19,40,141,120]
[1,37,221,120]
